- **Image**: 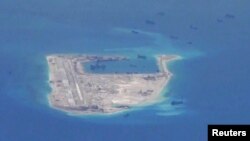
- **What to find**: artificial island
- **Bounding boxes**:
[46,54,179,115]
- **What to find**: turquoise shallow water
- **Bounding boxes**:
[1,0,250,141]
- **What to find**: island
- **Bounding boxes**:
[46,54,179,115]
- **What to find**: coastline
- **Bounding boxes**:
[46,54,181,116]
[133,55,182,107]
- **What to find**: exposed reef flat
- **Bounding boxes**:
[46,54,179,115]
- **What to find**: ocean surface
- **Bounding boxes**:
[1,0,250,141]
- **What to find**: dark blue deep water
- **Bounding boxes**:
[1,0,250,141]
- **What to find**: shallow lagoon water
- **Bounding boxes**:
[84,57,159,74]
[1,0,250,141]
